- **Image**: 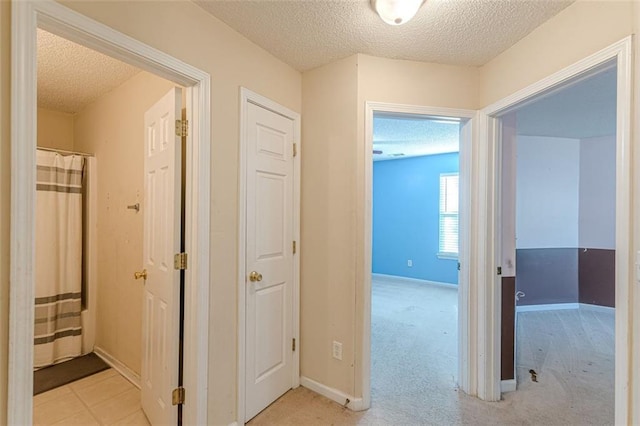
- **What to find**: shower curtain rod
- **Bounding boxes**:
[37,146,95,157]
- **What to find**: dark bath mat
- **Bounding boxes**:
[33,352,109,395]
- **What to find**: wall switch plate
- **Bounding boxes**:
[332,341,343,360]
[407,259,413,267]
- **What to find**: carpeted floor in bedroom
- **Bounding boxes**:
[248,276,614,425]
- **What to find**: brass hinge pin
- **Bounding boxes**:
[175,119,188,137]
[172,386,185,405]
[174,253,188,270]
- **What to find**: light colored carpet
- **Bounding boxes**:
[249,278,614,425]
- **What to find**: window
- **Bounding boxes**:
[439,173,459,258]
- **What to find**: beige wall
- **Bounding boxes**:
[354,55,479,397]
[59,1,301,423]
[37,108,75,151]
[300,55,359,395]
[479,0,638,421]
[0,1,10,423]
[58,2,302,423]
[74,71,174,376]
[357,54,479,109]
[0,0,302,424]
[480,0,634,107]
[3,0,640,424]
[300,54,479,399]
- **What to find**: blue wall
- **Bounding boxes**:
[373,153,459,284]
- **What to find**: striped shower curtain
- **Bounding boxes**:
[34,150,85,368]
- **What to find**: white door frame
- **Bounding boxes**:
[237,88,301,424]
[9,2,211,424]
[362,102,476,409]
[478,36,632,419]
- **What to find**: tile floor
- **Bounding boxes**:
[33,368,150,425]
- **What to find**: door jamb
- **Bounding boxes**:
[237,88,301,424]
[362,102,476,409]
[479,37,632,417]
[9,2,211,424]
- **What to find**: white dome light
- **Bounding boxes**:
[371,0,425,26]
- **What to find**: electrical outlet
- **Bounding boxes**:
[332,341,343,360]
[407,259,413,267]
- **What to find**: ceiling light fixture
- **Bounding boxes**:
[371,0,425,26]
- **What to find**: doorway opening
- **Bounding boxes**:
[370,112,461,415]
[363,103,475,411]
[10,2,211,425]
[481,37,632,421]
[497,62,617,424]
[33,27,186,426]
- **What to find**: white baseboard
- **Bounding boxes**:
[300,376,364,411]
[579,303,615,313]
[517,302,615,313]
[227,422,238,426]
[372,273,457,289]
[93,346,141,389]
[516,303,579,312]
[501,379,517,393]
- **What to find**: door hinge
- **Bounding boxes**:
[497,266,502,276]
[174,252,188,270]
[175,119,188,137]
[293,143,297,157]
[293,240,296,254]
[457,262,461,271]
[292,338,296,351]
[172,386,185,405]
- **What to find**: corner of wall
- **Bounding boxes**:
[300,53,359,397]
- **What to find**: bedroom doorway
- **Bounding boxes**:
[370,112,461,418]
[362,103,475,410]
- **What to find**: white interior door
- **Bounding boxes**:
[245,102,295,422]
[141,87,183,425]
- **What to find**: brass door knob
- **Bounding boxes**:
[134,269,148,280]
[249,271,263,282]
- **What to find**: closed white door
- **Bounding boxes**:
[141,87,183,425]
[245,102,295,422]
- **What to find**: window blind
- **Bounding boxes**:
[439,173,459,256]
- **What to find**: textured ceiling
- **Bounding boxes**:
[516,66,616,139]
[196,0,573,71]
[373,114,460,161]
[37,29,141,114]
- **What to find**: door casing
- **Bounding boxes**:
[237,87,301,424]
[9,2,211,424]
[479,37,632,421]
[362,103,476,409]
